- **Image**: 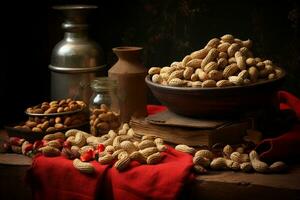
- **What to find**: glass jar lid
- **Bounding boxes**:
[90,77,117,92]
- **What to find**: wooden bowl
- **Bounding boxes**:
[5,122,89,143]
[145,72,286,118]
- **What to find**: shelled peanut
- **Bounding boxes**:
[14,112,87,133]
[148,34,284,88]
[89,104,121,136]
[26,98,86,114]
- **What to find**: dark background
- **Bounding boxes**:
[0,0,299,128]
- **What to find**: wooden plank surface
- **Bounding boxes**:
[0,153,32,166]
[184,166,300,200]
[198,165,300,190]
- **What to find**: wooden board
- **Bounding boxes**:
[0,153,32,166]
[185,165,300,200]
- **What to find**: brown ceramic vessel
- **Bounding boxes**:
[145,71,286,118]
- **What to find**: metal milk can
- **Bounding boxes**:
[49,5,105,103]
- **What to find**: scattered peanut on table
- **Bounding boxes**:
[174,143,287,174]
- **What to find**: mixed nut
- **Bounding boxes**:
[148,34,284,88]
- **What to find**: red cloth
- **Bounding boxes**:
[27,147,193,200]
[147,105,167,115]
[27,155,111,200]
[109,147,193,200]
[256,91,300,161]
[278,90,300,118]
[256,124,300,162]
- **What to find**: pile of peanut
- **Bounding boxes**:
[148,34,284,88]
[175,144,287,173]
[90,104,121,136]
[26,99,86,114]
[7,124,168,174]
[14,113,87,133]
[68,124,167,173]
[5,124,287,174]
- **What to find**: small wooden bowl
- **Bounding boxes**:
[145,72,286,118]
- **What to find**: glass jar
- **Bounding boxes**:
[89,77,120,136]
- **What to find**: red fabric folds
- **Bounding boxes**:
[278,90,300,118]
[256,124,300,161]
[109,147,193,200]
[256,91,300,161]
[27,155,110,200]
[27,147,193,200]
[147,105,167,115]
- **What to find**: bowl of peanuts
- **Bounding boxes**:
[5,98,89,142]
[146,34,286,117]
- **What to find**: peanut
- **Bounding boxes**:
[114,156,131,171]
[193,165,207,174]
[217,42,231,52]
[249,150,269,173]
[44,132,65,141]
[223,145,233,158]
[73,158,94,174]
[230,152,249,163]
[138,140,156,150]
[183,67,194,79]
[195,150,214,160]
[120,141,137,154]
[175,144,195,155]
[152,74,163,84]
[221,34,234,43]
[193,156,211,168]
[269,161,287,173]
[112,149,126,159]
[40,146,61,157]
[223,63,240,79]
[216,80,233,87]
[206,38,220,48]
[147,152,162,164]
[130,151,147,164]
[168,78,186,87]
[182,55,192,67]
[201,48,218,69]
[240,162,253,172]
[186,59,202,69]
[140,147,159,157]
[210,157,232,170]
[98,154,114,165]
[148,67,161,75]
[190,49,209,59]
[202,80,216,87]
[227,43,240,57]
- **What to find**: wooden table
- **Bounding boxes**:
[186,166,300,200]
[0,153,300,200]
